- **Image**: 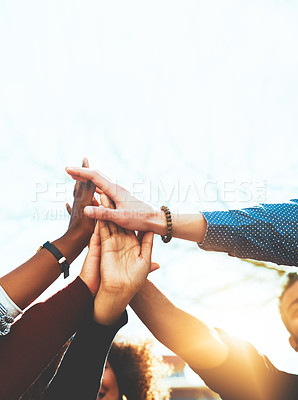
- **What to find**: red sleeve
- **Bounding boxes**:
[0,277,92,400]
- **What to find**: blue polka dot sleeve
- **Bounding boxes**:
[198,199,298,267]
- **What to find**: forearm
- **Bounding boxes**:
[0,228,88,310]
[150,211,207,243]
[130,280,228,370]
[0,277,92,400]
[93,289,132,326]
[199,200,298,267]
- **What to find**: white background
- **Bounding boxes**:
[0,0,298,378]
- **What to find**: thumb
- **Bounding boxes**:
[140,231,154,260]
[66,203,72,215]
[149,262,160,273]
[89,221,101,248]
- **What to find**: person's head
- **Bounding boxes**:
[98,339,170,400]
[279,272,298,352]
[98,360,120,400]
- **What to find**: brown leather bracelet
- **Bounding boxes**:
[160,205,173,243]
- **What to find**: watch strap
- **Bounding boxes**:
[42,241,70,279]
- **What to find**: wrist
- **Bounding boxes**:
[131,279,151,299]
[93,291,130,325]
[151,212,207,243]
[148,210,168,235]
[64,226,91,249]
[97,286,134,303]
[49,229,89,272]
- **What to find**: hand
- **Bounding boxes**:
[93,194,157,325]
[79,221,101,296]
[66,158,97,245]
[98,209,154,295]
[65,167,167,235]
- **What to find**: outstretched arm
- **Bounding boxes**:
[66,167,298,267]
[44,194,156,400]
[198,200,298,267]
[0,278,93,400]
[130,279,228,371]
[0,158,95,319]
[0,206,103,400]
[65,166,207,243]
[130,282,297,400]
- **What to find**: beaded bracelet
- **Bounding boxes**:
[160,205,173,243]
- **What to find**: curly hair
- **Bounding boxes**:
[108,338,171,400]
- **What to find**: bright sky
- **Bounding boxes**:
[1,0,298,378]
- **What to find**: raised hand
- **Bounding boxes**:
[93,194,155,325]
[66,158,97,247]
[0,159,96,312]
[65,167,167,235]
[79,221,101,296]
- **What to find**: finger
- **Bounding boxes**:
[100,193,116,210]
[75,177,96,203]
[95,187,103,195]
[89,226,100,249]
[86,179,96,197]
[82,157,89,168]
[140,232,154,261]
[98,220,111,242]
[73,180,80,198]
[84,205,120,222]
[90,221,101,247]
[94,219,101,234]
[87,220,101,250]
[136,231,145,245]
[92,196,100,207]
[65,167,124,202]
[66,203,72,215]
[123,227,136,237]
[100,193,118,234]
[73,158,89,198]
[69,175,88,184]
[100,193,125,233]
[66,168,113,192]
[149,262,160,273]
[100,192,133,236]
